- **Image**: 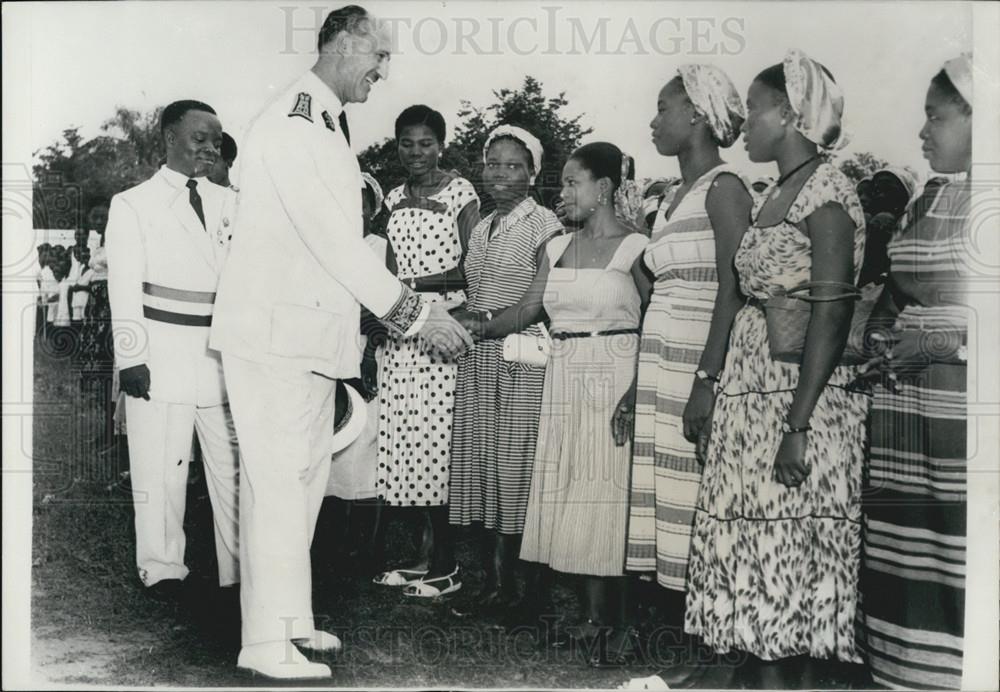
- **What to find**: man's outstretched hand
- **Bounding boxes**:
[417,303,474,358]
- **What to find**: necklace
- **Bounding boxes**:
[773,154,822,198]
[407,170,445,199]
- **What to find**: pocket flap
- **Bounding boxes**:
[268,303,353,360]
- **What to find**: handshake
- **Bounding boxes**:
[413,302,481,358]
[448,306,490,341]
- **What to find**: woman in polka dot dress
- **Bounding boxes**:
[371,106,480,595]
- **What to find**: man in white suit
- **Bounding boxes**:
[209,5,472,680]
[106,100,239,600]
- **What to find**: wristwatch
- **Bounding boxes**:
[781,421,812,435]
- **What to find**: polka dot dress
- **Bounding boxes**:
[375,176,479,507]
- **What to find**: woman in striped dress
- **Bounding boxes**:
[447,126,564,613]
[478,142,650,662]
[855,56,972,690]
[625,66,752,604]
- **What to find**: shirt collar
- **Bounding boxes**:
[159,165,200,190]
[300,69,345,119]
[487,196,537,228]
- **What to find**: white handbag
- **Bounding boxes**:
[502,323,552,366]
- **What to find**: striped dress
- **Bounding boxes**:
[626,164,743,590]
[520,232,648,576]
[448,197,564,534]
[857,181,970,689]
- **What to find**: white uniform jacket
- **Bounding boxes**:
[106,167,236,406]
[209,70,422,380]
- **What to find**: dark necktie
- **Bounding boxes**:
[338,111,351,145]
[186,179,206,230]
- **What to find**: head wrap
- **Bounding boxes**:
[482,125,544,184]
[782,49,848,151]
[943,53,973,107]
[360,172,384,218]
[677,64,746,148]
[874,165,922,206]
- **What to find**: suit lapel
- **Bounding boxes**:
[164,174,218,271]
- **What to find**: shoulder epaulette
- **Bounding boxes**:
[288,92,313,122]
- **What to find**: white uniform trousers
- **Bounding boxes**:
[125,396,240,587]
[221,353,336,646]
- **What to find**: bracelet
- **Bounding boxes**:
[780,421,812,435]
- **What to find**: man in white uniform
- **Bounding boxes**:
[210,5,472,680]
[106,100,240,599]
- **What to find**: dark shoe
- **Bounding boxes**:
[145,579,183,602]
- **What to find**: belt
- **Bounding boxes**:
[551,328,639,340]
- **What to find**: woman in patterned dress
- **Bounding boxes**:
[369,105,480,596]
[624,65,752,627]
[855,56,972,690]
[682,50,869,687]
[447,126,564,613]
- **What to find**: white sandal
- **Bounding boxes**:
[372,567,428,586]
[402,567,462,599]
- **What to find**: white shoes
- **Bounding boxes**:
[236,638,334,679]
[294,629,343,652]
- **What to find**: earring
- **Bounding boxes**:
[780,119,787,125]
[597,193,606,206]
[690,118,697,125]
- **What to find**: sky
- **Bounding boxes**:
[14,0,972,185]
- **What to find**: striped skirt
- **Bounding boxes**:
[857,354,967,689]
[625,296,706,589]
[448,338,546,534]
[520,335,638,576]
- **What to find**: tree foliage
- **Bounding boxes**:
[358,76,593,212]
[33,107,164,229]
[836,151,891,185]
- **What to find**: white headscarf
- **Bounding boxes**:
[482,125,544,184]
[874,165,922,206]
[943,53,973,107]
[783,48,849,151]
[677,64,746,148]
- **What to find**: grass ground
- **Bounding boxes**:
[30,335,875,689]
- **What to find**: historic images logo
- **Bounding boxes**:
[280,5,747,57]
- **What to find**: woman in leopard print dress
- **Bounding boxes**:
[682,50,869,687]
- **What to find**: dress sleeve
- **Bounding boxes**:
[450,177,480,213]
[544,234,573,268]
[533,206,565,251]
[787,163,865,231]
[621,233,650,268]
